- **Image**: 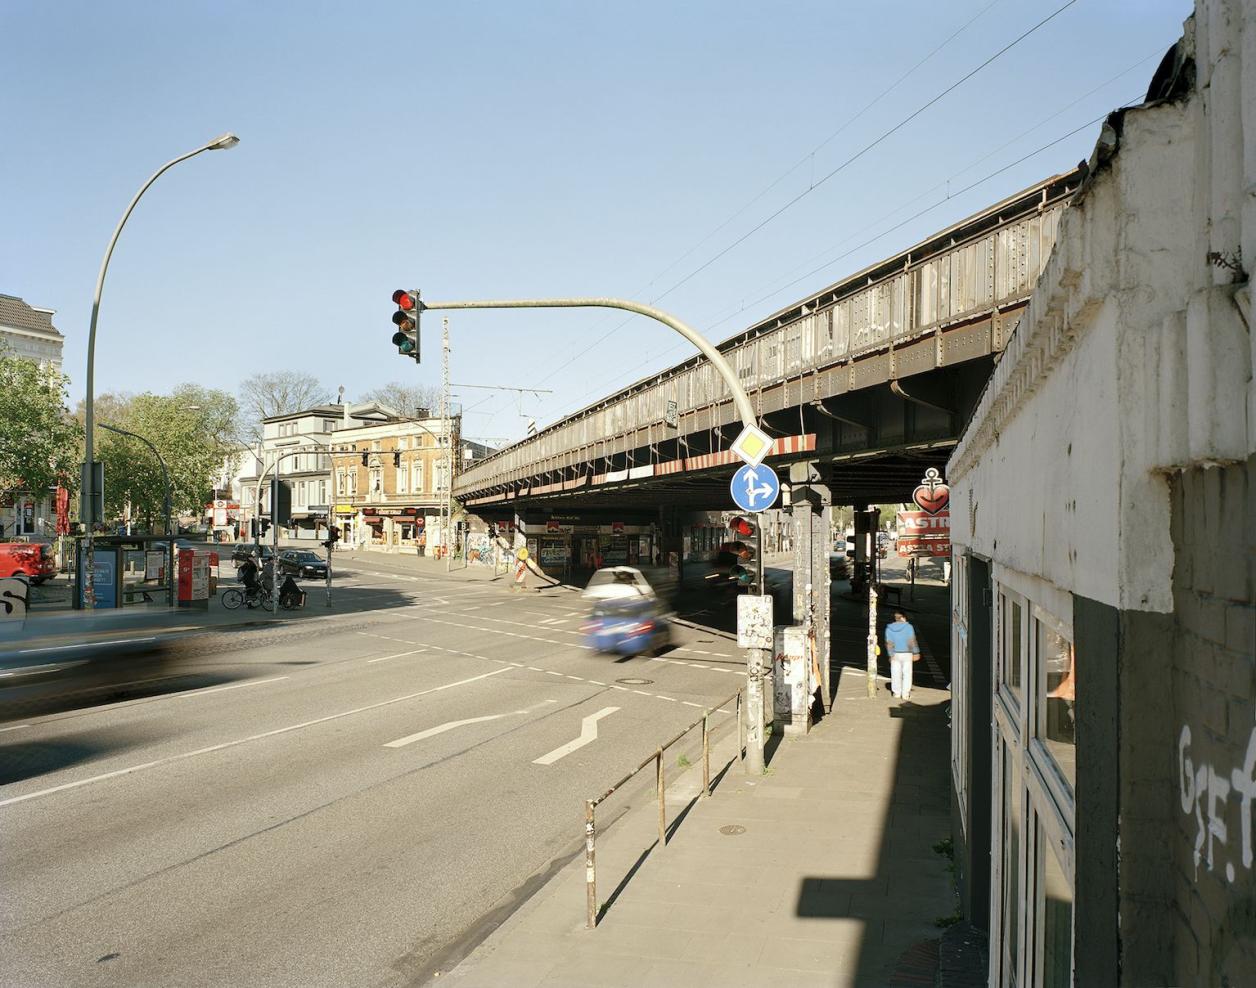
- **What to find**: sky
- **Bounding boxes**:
[4,0,1190,448]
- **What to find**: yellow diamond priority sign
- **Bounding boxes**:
[730,424,773,467]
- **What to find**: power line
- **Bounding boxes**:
[501,0,1008,404]
[648,0,1082,308]
[549,99,1136,419]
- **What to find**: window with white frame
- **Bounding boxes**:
[316,480,326,505]
[397,462,408,494]
[435,463,449,491]
[349,470,357,496]
[412,461,424,493]
[369,467,381,494]
[990,574,1075,988]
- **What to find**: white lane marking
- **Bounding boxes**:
[422,614,591,650]
[180,677,289,697]
[682,701,702,707]
[0,724,30,733]
[656,695,677,702]
[384,700,557,748]
[367,649,427,664]
[532,707,620,766]
[19,636,158,655]
[588,680,607,686]
[0,667,513,810]
[545,670,564,677]
[527,667,543,672]
[632,690,650,696]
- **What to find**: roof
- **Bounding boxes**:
[0,294,62,340]
[262,401,402,424]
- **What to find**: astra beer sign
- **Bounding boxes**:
[898,468,951,557]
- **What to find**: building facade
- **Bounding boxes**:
[241,402,399,540]
[947,6,1255,984]
[0,293,63,370]
[1,294,66,537]
[328,415,463,552]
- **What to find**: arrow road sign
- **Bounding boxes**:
[730,463,780,513]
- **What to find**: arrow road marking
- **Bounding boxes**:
[532,707,620,766]
[384,699,558,748]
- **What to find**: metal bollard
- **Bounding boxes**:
[656,748,666,848]
[585,800,597,929]
[702,713,711,797]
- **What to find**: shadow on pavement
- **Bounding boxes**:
[0,726,158,785]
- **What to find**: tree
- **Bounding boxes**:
[0,348,81,501]
[84,387,239,531]
[359,382,442,419]
[237,372,326,446]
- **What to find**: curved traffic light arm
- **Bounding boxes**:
[418,297,760,432]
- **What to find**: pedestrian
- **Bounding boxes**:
[884,610,920,701]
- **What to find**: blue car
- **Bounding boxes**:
[584,597,672,657]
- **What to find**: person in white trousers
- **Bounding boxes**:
[883,610,920,700]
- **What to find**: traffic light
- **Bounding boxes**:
[391,289,422,361]
[726,516,759,589]
[270,477,293,526]
[259,518,271,538]
[393,451,401,468]
[322,525,340,550]
[360,450,369,467]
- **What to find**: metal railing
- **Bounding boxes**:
[582,687,744,929]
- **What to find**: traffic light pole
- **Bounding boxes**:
[414,296,766,768]
[744,523,767,775]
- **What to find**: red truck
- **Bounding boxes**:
[0,542,57,584]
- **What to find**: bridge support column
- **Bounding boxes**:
[787,463,831,725]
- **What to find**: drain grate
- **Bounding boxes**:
[719,825,746,836]
[616,677,654,686]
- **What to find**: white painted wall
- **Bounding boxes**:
[950,5,1255,614]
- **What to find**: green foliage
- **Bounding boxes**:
[0,348,81,497]
[85,386,239,530]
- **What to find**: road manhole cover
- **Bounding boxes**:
[616,677,654,686]
[719,825,746,836]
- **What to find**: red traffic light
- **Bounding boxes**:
[728,516,754,538]
[392,289,416,310]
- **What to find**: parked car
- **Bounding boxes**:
[231,543,274,567]
[277,549,328,579]
[0,542,56,584]
[584,595,672,657]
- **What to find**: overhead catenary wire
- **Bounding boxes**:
[476,0,1013,416]
[549,99,1139,419]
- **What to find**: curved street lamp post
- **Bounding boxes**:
[81,133,239,610]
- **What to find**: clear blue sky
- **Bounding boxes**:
[3,0,1189,446]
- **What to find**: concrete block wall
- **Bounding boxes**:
[1167,453,1256,985]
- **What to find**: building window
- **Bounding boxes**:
[412,462,424,493]
[372,440,381,452]
[316,480,326,505]
[1037,821,1074,988]
[298,480,308,505]
[369,467,382,494]
[998,742,1024,987]
[999,591,1026,709]
[397,463,408,494]
[1036,616,1076,791]
[435,463,448,491]
[323,419,334,432]
[349,471,357,496]
[336,470,346,496]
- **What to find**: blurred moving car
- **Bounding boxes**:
[581,566,674,656]
[0,543,56,584]
[582,566,655,602]
[277,549,328,579]
[584,596,672,656]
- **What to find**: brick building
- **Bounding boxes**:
[329,414,492,552]
[946,5,1255,984]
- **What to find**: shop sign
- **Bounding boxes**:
[912,467,950,514]
[896,510,950,557]
[611,521,624,534]
[334,503,354,514]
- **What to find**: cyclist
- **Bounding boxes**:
[238,552,262,606]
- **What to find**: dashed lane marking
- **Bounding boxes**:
[368,649,427,664]
[0,666,514,810]
[383,699,558,748]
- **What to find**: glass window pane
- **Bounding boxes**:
[1002,746,1022,986]
[1008,600,1023,699]
[1040,828,1073,988]
[1042,625,1076,789]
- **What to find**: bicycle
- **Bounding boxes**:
[221,585,277,611]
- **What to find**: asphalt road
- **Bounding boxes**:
[0,561,746,987]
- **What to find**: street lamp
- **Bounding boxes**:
[99,422,175,607]
[81,133,240,609]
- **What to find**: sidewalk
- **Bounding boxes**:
[439,669,957,988]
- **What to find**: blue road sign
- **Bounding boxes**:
[730,463,780,513]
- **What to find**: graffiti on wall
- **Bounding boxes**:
[1178,724,1256,882]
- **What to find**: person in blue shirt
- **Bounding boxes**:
[884,611,920,700]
